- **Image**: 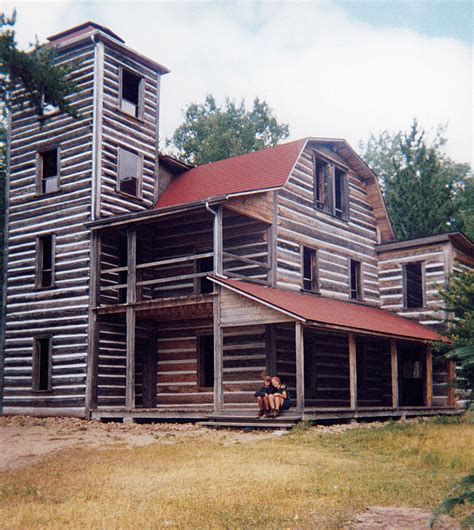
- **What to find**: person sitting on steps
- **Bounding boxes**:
[268,376,291,417]
[254,375,274,417]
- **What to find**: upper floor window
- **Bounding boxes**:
[120,68,143,119]
[32,336,52,392]
[37,148,60,195]
[36,234,55,288]
[403,262,424,309]
[302,247,319,292]
[117,147,142,198]
[350,259,362,300]
[313,152,349,220]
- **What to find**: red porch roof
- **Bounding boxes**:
[155,139,307,209]
[211,277,447,343]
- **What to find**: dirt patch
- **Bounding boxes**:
[0,415,284,471]
[349,506,459,529]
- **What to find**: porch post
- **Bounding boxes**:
[447,360,456,407]
[295,321,305,414]
[348,333,357,410]
[425,346,433,408]
[213,206,224,411]
[125,227,137,409]
[390,339,399,409]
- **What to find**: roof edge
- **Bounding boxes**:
[376,231,474,253]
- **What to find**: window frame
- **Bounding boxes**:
[349,259,363,300]
[196,333,214,389]
[301,246,319,293]
[116,146,143,200]
[36,146,61,196]
[35,234,56,289]
[118,66,144,121]
[402,261,425,310]
[32,334,53,393]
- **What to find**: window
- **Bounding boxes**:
[33,336,52,392]
[404,262,424,309]
[313,152,349,220]
[334,167,346,219]
[302,247,319,292]
[350,259,362,300]
[197,335,214,388]
[314,158,327,210]
[118,147,141,198]
[37,148,59,194]
[36,235,55,288]
[196,254,214,294]
[120,68,142,118]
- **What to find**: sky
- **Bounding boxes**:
[4,1,473,165]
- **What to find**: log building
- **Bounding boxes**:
[1,22,473,424]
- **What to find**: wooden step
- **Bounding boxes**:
[198,421,295,430]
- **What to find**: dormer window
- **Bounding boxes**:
[37,148,60,195]
[313,152,349,220]
[120,68,142,118]
[117,147,142,198]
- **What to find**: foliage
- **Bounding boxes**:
[168,94,289,165]
[360,119,473,240]
[0,11,78,119]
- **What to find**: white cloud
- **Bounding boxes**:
[4,1,473,164]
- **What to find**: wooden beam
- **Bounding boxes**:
[214,205,223,276]
[295,321,305,414]
[447,359,456,407]
[349,332,357,410]
[125,227,137,409]
[213,287,224,411]
[425,346,433,408]
[390,339,399,409]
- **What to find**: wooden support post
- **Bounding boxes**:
[390,339,399,409]
[86,230,101,415]
[213,288,224,411]
[447,360,456,407]
[125,227,137,410]
[425,346,433,408]
[349,332,357,410]
[213,205,223,276]
[265,324,277,375]
[295,321,305,414]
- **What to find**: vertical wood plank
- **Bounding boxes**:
[295,321,305,414]
[390,339,399,409]
[447,359,456,408]
[267,191,278,287]
[425,346,433,408]
[349,332,357,410]
[125,227,137,409]
[213,288,223,411]
[91,40,104,220]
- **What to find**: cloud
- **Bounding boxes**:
[5,1,472,164]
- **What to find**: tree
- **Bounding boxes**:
[168,94,289,165]
[360,120,473,240]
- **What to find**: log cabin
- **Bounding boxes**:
[1,22,473,425]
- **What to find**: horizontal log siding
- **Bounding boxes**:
[3,40,95,413]
[304,329,350,407]
[377,242,450,326]
[99,47,160,216]
[432,357,450,408]
[276,323,297,402]
[277,145,379,304]
[155,318,213,408]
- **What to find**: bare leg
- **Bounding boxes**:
[268,394,276,410]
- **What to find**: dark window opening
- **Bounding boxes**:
[39,149,59,194]
[334,167,345,219]
[197,335,214,388]
[404,262,423,309]
[37,235,54,288]
[314,158,327,209]
[197,255,214,294]
[118,147,141,197]
[118,236,128,304]
[303,247,318,292]
[121,69,142,118]
[33,337,51,392]
[350,259,361,300]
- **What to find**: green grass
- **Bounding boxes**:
[0,417,472,528]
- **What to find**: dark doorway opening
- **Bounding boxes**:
[398,343,425,406]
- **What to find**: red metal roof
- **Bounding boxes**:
[155,139,307,209]
[212,277,447,342]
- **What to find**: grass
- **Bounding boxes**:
[0,417,472,528]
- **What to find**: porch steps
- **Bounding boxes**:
[199,412,302,430]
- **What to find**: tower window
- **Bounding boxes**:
[33,336,52,392]
[37,148,59,194]
[36,234,55,288]
[404,262,424,309]
[120,68,142,118]
[302,247,319,292]
[117,147,141,198]
[350,259,362,300]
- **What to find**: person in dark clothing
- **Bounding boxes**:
[268,376,291,417]
[254,375,274,417]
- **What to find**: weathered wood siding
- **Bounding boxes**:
[99,46,160,216]
[356,337,392,407]
[2,40,96,414]
[277,145,380,304]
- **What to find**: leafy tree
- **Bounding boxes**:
[360,120,473,240]
[168,94,289,165]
